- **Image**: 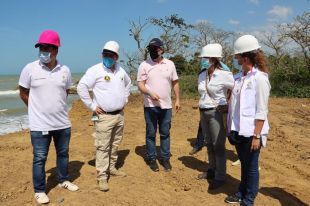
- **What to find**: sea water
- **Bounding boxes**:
[0,74,82,136]
[0,73,138,136]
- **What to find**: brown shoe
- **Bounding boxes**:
[197,169,215,180]
[208,180,225,190]
[160,160,172,171]
[110,169,127,177]
[189,147,202,155]
[98,180,109,192]
[148,159,159,172]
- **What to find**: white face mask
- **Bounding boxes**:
[38,51,51,64]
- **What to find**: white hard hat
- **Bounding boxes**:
[199,43,222,58]
[103,41,120,56]
[234,35,261,55]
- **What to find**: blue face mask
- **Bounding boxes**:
[102,57,115,69]
[201,58,210,70]
[38,51,51,64]
[220,61,231,71]
[233,58,242,72]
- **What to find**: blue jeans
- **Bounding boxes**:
[144,107,172,161]
[232,131,260,206]
[193,121,204,149]
[30,128,71,193]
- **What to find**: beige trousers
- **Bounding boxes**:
[94,112,124,180]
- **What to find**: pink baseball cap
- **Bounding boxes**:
[35,30,61,48]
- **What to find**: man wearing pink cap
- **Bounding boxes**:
[19,30,79,204]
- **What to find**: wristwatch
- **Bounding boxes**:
[253,134,262,139]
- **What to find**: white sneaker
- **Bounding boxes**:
[34,192,49,204]
[58,181,79,191]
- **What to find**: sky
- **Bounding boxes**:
[0,0,308,75]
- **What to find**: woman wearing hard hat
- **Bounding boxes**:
[225,35,271,206]
[197,43,234,190]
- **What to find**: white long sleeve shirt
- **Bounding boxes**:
[228,67,271,146]
[198,68,234,109]
[77,63,131,112]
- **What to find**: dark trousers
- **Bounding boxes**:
[144,107,172,161]
[193,121,205,149]
[231,131,261,206]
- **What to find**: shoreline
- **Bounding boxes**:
[0,94,79,136]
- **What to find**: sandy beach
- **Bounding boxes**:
[0,94,309,206]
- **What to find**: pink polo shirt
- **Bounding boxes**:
[137,58,178,109]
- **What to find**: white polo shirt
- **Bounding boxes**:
[198,68,234,109]
[19,60,72,131]
[77,63,131,112]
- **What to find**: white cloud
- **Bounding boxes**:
[228,19,240,25]
[249,0,259,5]
[195,19,209,24]
[268,5,293,19]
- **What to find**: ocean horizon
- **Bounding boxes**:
[0,73,83,135]
[0,73,138,136]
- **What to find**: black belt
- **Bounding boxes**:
[199,108,216,111]
[105,110,122,115]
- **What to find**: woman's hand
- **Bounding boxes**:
[251,138,261,151]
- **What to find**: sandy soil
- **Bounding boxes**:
[0,94,309,206]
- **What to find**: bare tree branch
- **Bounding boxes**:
[192,21,234,61]
[278,12,310,70]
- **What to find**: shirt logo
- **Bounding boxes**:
[246,81,253,89]
[62,75,67,83]
[104,75,111,81]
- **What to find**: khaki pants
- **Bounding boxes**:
[94,112,124,180]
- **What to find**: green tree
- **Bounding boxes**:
[149,14,192,56]
[169,55,187,75]
[187,52,201,75]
